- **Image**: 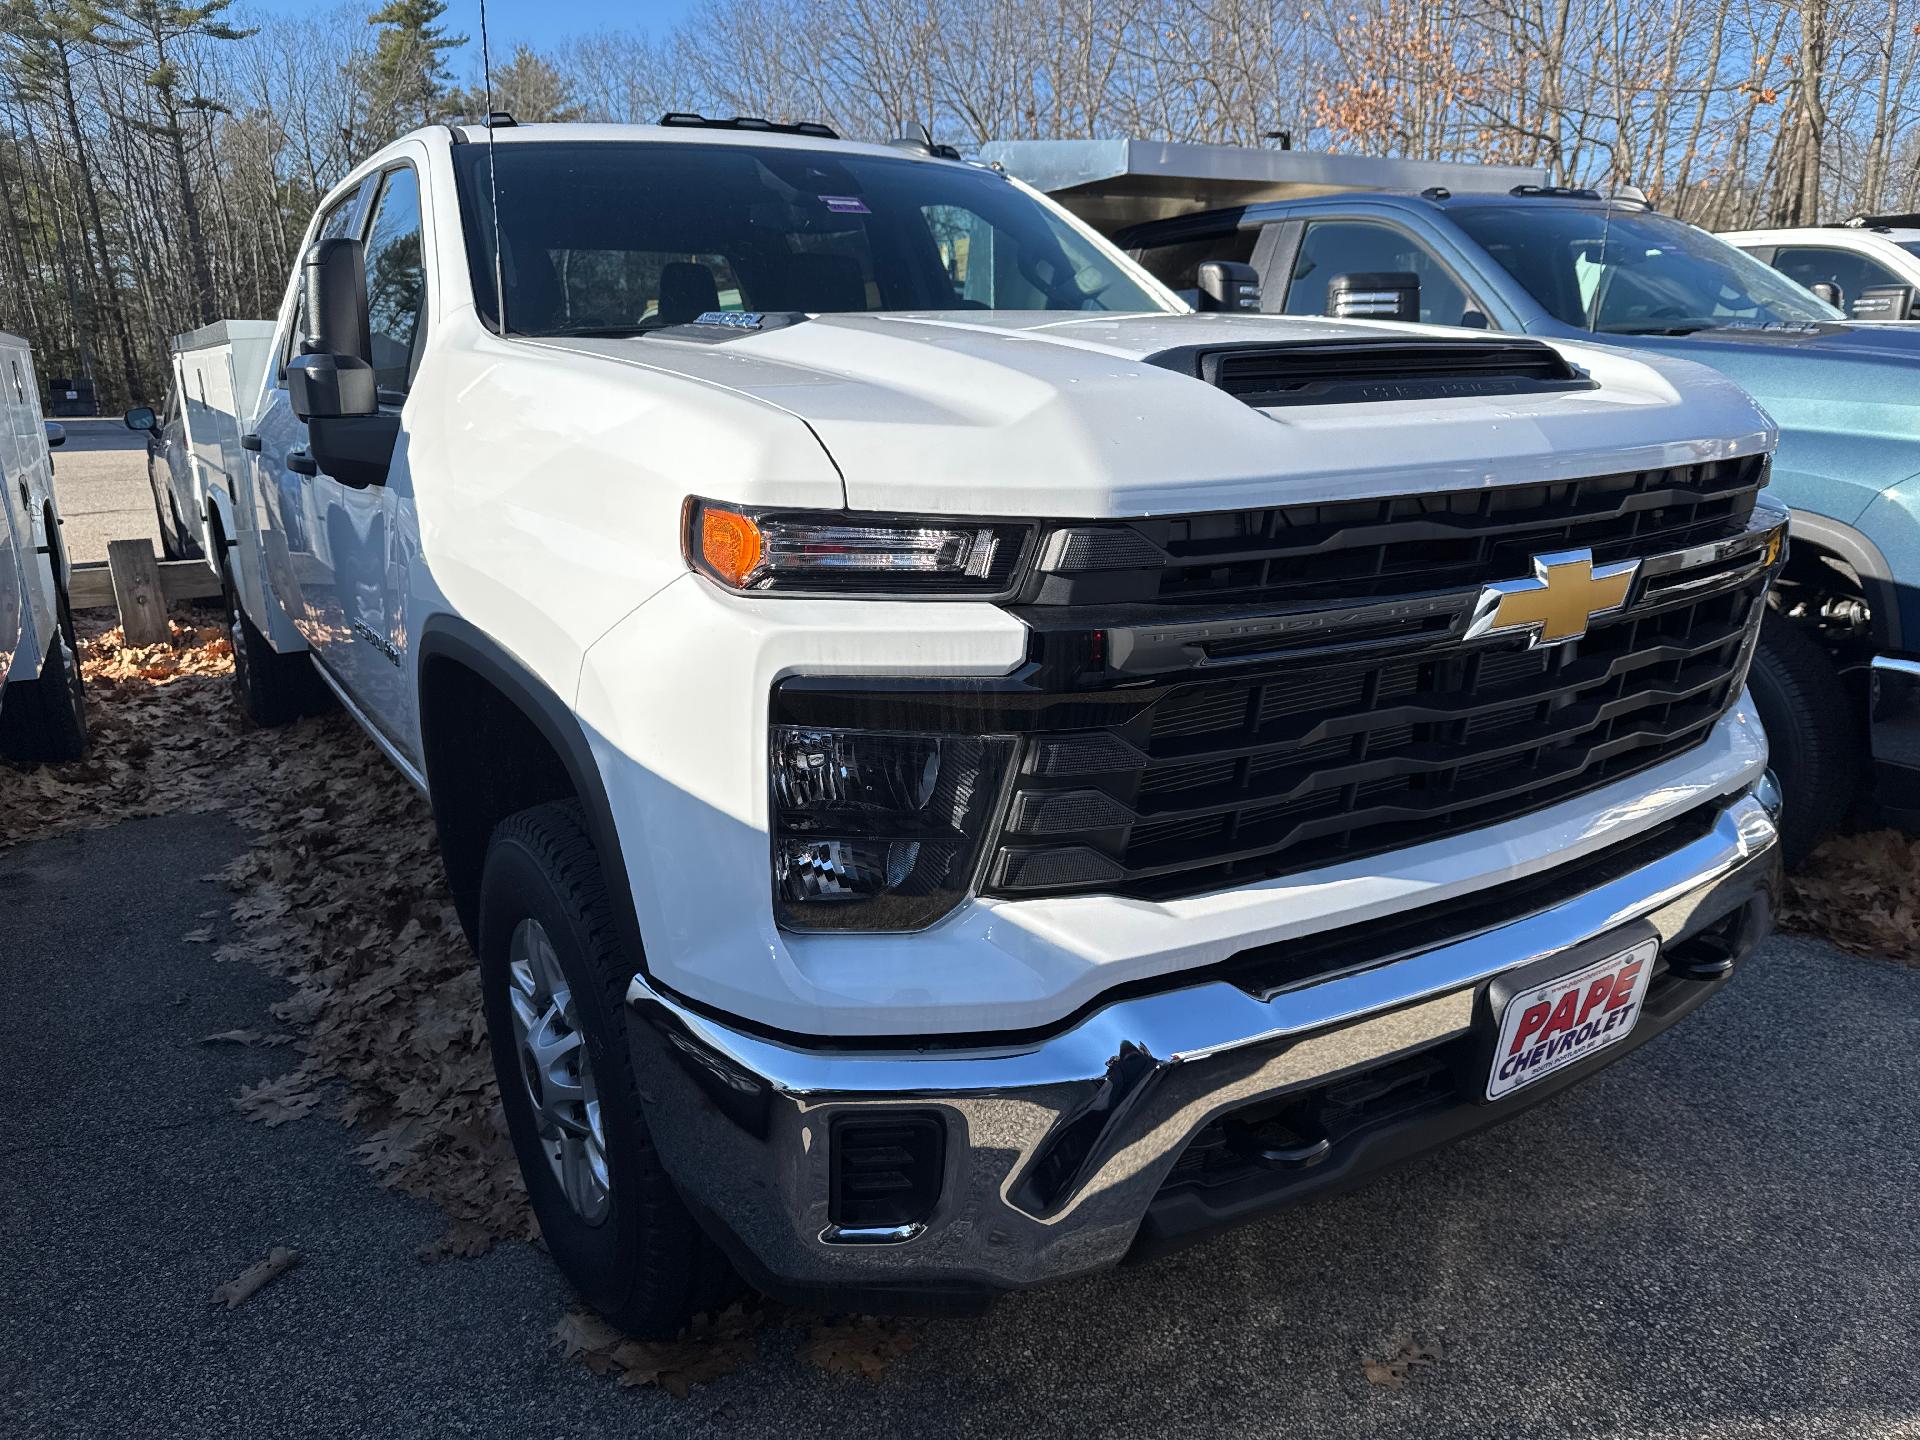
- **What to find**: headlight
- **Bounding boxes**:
[770,725,1016,931]
[686,498,1032,597]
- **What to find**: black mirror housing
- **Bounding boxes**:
[123,406,156,432]
[1195,260,1262,312]
[1327,271,1422,322]
[303,236,372,362]
[287,351,377,422]
[44,420,65,448]
[1853,283,1918,321]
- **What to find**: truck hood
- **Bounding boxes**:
[1615,321,1920,396]
[542,312,1774,516]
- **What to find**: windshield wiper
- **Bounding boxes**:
[523,323,662,339]
[1601,322,1718,336]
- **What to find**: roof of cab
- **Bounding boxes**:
[439,121,968,168]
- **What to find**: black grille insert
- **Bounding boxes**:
[1030,454,1766,610]
[991,575,1765,901]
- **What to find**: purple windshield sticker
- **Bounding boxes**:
[820,195,870,214]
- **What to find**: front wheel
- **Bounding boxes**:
[478,801,736,1337]
[1747,611,1859,866]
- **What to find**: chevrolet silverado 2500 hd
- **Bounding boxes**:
[225,117,1785,1334]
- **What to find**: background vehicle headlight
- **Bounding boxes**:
[770,726,1016,931]
[687,499,1032,597]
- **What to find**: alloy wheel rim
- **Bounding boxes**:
[506,917,611,1225]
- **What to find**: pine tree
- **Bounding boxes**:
[366,0,465,140]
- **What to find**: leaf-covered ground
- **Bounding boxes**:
[0,618,917,1391]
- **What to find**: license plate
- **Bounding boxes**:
[1487,938,1658,1100]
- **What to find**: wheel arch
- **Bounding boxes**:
[415,615,645,966]
[1786,511,1902,651]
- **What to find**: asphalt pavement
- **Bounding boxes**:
[2,813,1918,1438]
[47,417,157,565]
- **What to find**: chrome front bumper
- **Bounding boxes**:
[625,790,1780,1310]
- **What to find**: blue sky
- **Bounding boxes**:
[243,0,699,54]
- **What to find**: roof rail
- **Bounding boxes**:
[658,111,840,140]
[1841,211,1920,230]
[1509,183,1605,201]
[486,110,517,128]
[1419,185,1452,201]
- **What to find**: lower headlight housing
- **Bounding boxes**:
[770,725,1016,932]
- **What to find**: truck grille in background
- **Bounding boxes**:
[984,456,1774,902]
[1030,454,1766,609]
[1146,337,1596,408]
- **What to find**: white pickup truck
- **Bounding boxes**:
[222,116,1786,1333]
[0,331,87,762]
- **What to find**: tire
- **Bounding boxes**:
[1748,610,1859,867]
[0,561,88,762]
[149,460,183,562]
[478,801,736,1337]
[221,549,327,726]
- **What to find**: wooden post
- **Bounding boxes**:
[107,538,170,646]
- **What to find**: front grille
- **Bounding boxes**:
[773,456,1779,913]
[1028,454,1765,609]
[992,575,1764,899]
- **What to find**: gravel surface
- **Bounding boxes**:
[2,813,1917,1438]
[48,417,157,565]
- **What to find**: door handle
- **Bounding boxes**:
[288,449,318,476]
[240,432,261,452]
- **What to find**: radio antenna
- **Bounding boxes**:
[1591,156,1617,333]
[479,0,507,336]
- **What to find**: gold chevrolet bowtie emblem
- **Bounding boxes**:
[1467,549,1639,647]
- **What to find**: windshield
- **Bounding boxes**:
[453,141,1167,335]
[1453,205,1845,334]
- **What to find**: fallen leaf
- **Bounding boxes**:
[210,1247,302,1309]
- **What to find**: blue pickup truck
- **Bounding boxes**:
[1078,176,1920,863]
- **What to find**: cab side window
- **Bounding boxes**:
[361,166,428,399]
[1284,219,1475,326]
[1767,246,1902,312]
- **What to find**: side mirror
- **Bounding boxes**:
[1853,284,1917,321]
[1328,271,1422,322]
[288,236,376,423]
[1195,260,1262,313]
[1808,281,1843,308]
[123,406,156,432]
[44,421,64,449]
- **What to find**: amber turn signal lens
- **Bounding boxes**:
[698,506,764,588]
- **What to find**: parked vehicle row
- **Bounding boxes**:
[183,117,1796,1336]
[0,331,87,763]
[983,141,1920,865]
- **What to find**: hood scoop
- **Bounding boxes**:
[1146,336,1596,408]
